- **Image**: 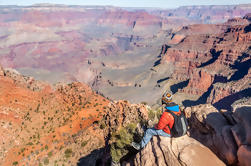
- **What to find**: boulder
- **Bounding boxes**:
[237,145,251,166]
[132,135,225,166]
[232,106,251,145]
[185,104,238,165]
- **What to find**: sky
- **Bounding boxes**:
[0,0,250,8]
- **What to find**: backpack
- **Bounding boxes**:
[166,109,188,137]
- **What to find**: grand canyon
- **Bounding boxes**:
[0,3,250,166]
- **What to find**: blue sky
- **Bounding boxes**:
[0,0,250,8]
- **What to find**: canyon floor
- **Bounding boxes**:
[0,4,250,105]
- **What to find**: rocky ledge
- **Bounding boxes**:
[123,104,250,166]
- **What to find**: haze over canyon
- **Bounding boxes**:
[0,3,250,166]
[0,4,250,105]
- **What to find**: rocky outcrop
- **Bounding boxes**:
[232,106,251,166]
[123,104,250,166]
[158,15,251,106]
[103,100,148,132]
[169,34,185,45]
[0,69,112,166]
[0,65,151,166]
[180,69,214,96]
[185,104,251,165]
[1,64,250,166]
[131,135,225,166]
[4,68,49,91]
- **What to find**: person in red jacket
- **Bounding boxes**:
[132,92,181,150]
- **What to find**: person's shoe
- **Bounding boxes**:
[131,142,141,150]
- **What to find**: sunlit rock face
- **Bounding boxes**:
[158,14,250,109]
[0,5,250,106]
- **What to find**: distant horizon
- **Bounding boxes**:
[0,0,250,9]
[1,3,251,9]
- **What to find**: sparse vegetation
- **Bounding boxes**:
[148,108,162,121]
[48,151,53,157]
[27,142,33,146]
[20,148,26,153]
[81,140,89,147]
[99,122,106,129]
[35,103,40,113]
[64,148,72,158]
[12,161,18,165]
[148,109,155,121]
[156,109,162,119]
[110,123,138,163]
[44,158,49,165]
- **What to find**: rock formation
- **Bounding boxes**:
[157,14,251,108]
[0,65,148,166]
[131,135,225,166]
[119,104,250,166]
[0,5,250,99]
[0,5,250,166]
[0,64,250,166]
[184,104,251,165]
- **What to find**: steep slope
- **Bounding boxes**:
[1,65,250,166]
[155,14,251,108]
[0,65,149,166]
[0,66,107,165]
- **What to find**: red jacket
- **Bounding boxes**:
[155,109,181,134]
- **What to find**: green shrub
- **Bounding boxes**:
[156,108,163,119]
[45,145,48,150]
[20,148,25,153]
[35,103,40,113]
[81,140,89,147]
[99,122,106,129]
[64,148,72,158]
[148,109,155,121]
[44,158,49,165]
[141,101,148,105]
[12,161,18,165]
[48,151,53,157]
[148,108,163,121]
[110,123,138,163]
[27,142,33,146]
[126,123,137,134]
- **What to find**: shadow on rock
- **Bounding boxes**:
[170,79,189,94]
[185,104,251,165]
[77,148,110,166]
[182,85,213,107]
[213,88,251,110]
